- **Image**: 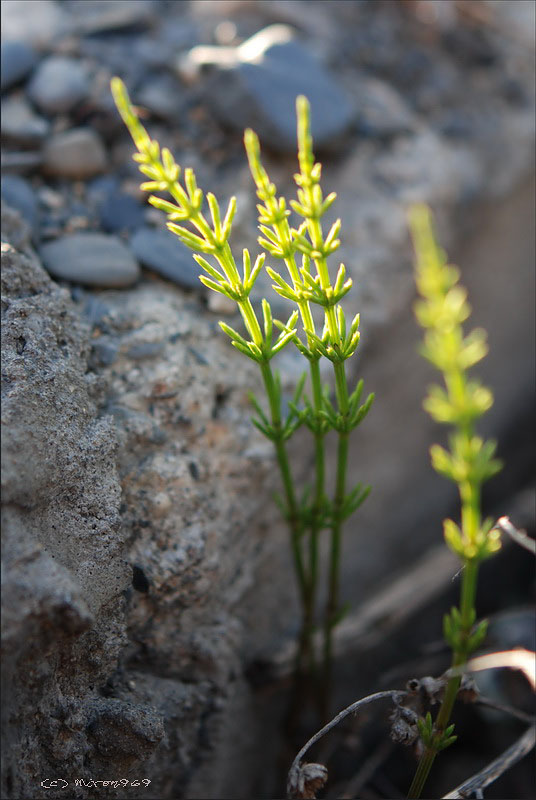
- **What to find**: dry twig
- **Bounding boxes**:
[287,690,407,799]
[442,724,536,798]
[494,516,536,555]
[447,648,536,690]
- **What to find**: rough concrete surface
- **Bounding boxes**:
[1,2,535,799]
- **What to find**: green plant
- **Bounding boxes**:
[406,204,503,798]
[111,78,373,702]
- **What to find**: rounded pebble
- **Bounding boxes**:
[27,56,91,115]
[185,25,356,152]
[39,233,140,288]
[42,128,107,179]
[98,188,145,233]
[129,226,203,290]
[1,0,65,49]
[0,40,38,92]
[1,96,50,146]
[1,174,40,241]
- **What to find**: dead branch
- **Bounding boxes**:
[447,648,536,689]
[442,724,536,798]
[495,516,536,555]
[287,690,407,799]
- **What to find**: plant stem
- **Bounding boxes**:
[322,361,350,710]
[259,357,315,676]
[407,558,480,798]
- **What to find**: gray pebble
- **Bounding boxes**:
[69,0,155,35]
[0,41,38,92]
[1,150,43,174]
[27,56,91,115]
[40,233,140,288]
[98,189,145,233]
[90,339,119,367]
[42,128,107,179]
[129,227,203,290]
[1,0,66,49]
[126,341,165,360]
[185,25,355,152]
[1,95,50,146]
[1,175,40,241]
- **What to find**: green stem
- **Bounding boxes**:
[407,558,480,798]
[322,360,351,709]
[259,358,313,673]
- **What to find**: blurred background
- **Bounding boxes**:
[1,1,534,798]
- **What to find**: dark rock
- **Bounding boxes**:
[0,40,38,92]
[126,340,165,360]
[183,25,355,152]
[0,150,43,174]
[1,95,50,146]
[129,226,203,290]
[442,26,498,68]
[90,338,119,367]
[69,0,156,35]
[42,128,107,179]
[98,188,145,233]
[39,232,140,287]
[27,56,91,115]
[1,176,40,241]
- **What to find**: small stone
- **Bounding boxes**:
[1,95,50,146]
[98,189,145,233]
[1,150,43,174]
[27,56,91,115]
[184,25,355,152]
[129,227,203,291]
[0,41,38,92]
[1,175,40,241]
[42,128,107,179]
[0,0,66,49]
[39,233,140,288]
[90,338,119,367]
[69,0,155,34]
[126,341,165,360]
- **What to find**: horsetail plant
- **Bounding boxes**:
[111,78,373,708]
[407,205,502,799]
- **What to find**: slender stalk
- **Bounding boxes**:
[408,559,480,798]
[407,205,503,798]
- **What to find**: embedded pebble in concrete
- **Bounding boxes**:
[1,177,40,241]
[39,233,140,287]
[89,338,119,368]
[1,95,50,146]
[42,128,107,179]
[129,226,203,290]
[27,56,91,115]
[184,25,355,152]
[0,40,38,92]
